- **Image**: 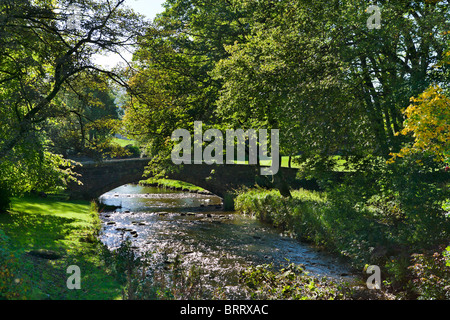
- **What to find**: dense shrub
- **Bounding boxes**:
[406,246,450,300]
[234,163,450,298]
[234,188,389,268]
[240,262,350,300]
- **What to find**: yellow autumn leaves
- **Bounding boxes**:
[390,85,450,164]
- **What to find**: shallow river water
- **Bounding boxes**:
[98,184,355,298]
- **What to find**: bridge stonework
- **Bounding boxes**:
[67,158,318,202]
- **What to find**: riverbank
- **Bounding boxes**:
[3,187,447,300]
[98,184,377,300]
[0,195,122,300]
[234,188,450,300]
[1,189,359,300]
[139,178,211,194]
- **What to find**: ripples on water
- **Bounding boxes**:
[99,184,354,298]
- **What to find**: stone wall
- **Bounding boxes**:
[67,158,318,201]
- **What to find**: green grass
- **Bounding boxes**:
[233,156,302,168]
[0,195,122,300]
[139,178,206,192]
[238,155,353,171]
[112,137,138,148]
[259,156,303,169]
[234,187,381,267]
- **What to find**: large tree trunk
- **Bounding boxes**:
[274,154,292,198]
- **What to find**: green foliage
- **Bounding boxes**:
[235,182,450,289]
[445,247,450,267]
[0,150,81,198]
[103,239,142,286]
[1,0,449,301]
[235,188,337,249]
[125,0,449,181]
[407,247,450,300]
[352,153,450,248]
[139,178,205,192]
[123,145,141,158]
[315,152,450,249]
[1,196,122,300]
[240,262,349,300]
[0,0,145,197]
[45,85,124,159]
[213,1,367,158]
[123,0,251,165]
[148,259,218,300]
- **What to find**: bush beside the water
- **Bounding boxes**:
[239,262,352,300]
[234,187,450,299]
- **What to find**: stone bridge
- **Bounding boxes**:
[67,158,319,201]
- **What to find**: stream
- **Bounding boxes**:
[98,184,355,298]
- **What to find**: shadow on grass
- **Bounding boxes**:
[0,196,122,300]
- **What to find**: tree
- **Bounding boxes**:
[213,0,371,162]
[390,85,450,163]
[122,0,449,200]
[45,80,123,159]
[214,0,449,171]
[389,26,450,164]
[123,0,251,165]
[0,0,146,200]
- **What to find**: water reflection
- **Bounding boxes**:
[98,184,354,298]
[99,184,222,212]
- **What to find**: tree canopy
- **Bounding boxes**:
[124,0,449,175]
[1,0,449,202]
[0,0,145,197]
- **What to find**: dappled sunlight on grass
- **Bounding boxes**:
[11,197,91,221]
[0,195,122,300]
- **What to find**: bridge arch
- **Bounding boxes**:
[67,158,314,202]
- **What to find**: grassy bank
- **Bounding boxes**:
[112,137,138,148]
[139,178,207,193]
[235,189,339,251]
[0,195,122,300]
[234,188,450,299]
